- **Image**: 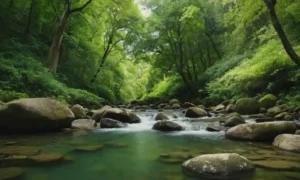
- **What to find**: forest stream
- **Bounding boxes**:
[1,109,300,180]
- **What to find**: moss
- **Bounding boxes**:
[235,98,261,115]
[259,94,278,109]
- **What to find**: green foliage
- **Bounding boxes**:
[0,54,104,106]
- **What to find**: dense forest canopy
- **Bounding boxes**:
[0,0,300,107]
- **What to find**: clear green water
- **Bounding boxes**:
[1,112,300,180]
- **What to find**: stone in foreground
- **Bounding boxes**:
[182,153,255,179]
[226,121,297,141]
[273,134,300,153]
[0,98,74,133]
[152,121,183,131]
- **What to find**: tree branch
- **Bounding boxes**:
[69,0,92,14]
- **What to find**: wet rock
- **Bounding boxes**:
[91,105,112,122]
[228,112,243,119]
[158,103,168,109]
[275,112,289,120]
[268,104,289,115]
[254,160,300,170]
[172,103,181,109]
[182,153,255,179]
[213,104,225,112]
[169,99,180,106]
[72,119,98,130]
[273,134,300,153]
[226,121,297,141]
[226,104,235,113]
[0,146,40,156]
[206,125,224,132]
[182,102,196,108]
[185,107,207,118]
[100,118,127,128]
[259,94,278,109]
[171,114,179,119]
[74,145,104,152]
[155,112,169,121]
[259,107,267,113]
[224,116,245,127]
[152,121,184,131]
[296,130,300,135]
[276,100,286,106]
[0,167,25,180]
[235,98,261,115]
[71,104,86,118]
[284,115,293,121]
[163,105,172,109]
[101,108,141,124]
[0,98,75,133]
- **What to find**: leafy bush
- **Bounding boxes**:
[206,39,299,101]
[0,54,104,107]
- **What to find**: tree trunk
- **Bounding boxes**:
[46,7,69,73]
[205,33,221,59]
[265,0,300,66]
[47,0,92,73]
[25,0,34,35]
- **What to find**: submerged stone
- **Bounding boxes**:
[0,167,25,180]
[30,153,64,164]
[254,160,300,170]
[74,145,104,152]
[0,146,40,156]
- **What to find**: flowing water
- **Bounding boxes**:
[1,110,300,180]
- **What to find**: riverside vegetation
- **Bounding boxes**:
[1,0,300,180]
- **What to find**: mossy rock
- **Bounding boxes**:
[159,151,196,164]
[74,145,104,152]
[0,146,40,156]
[0,155,29,167]
[259,94,278,109]
[235,98,261,115]
[169,99,180,106]
[0,167,25,180]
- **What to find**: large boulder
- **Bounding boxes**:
[0,98,74,133]
[152,121,183,131]
[72,119,98,130]
[100,118,127,128]
[71,104,86,118]
[155,112,169,121]
[102,108,141,124]
[169,99,180,106]
[273,134,300,153]
[91,105,112,122]
[185,107,207,118]
[259,94,278,109]
[235,98,261,115]
[226,121,297,141]
[182,153,255,179]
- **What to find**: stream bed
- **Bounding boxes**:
[1,110,300,180]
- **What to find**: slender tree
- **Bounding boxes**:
[47,0,92,73]
[264,0,300,66]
